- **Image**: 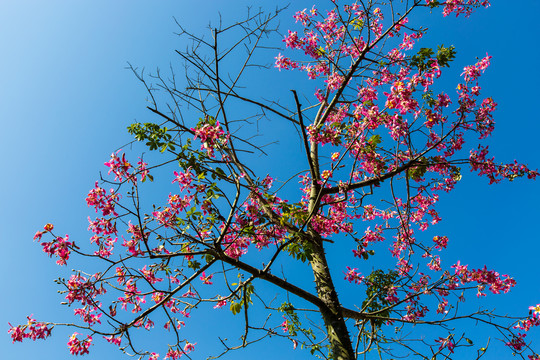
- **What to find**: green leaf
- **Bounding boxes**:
[187,260,201,270]
[362,269,399,328]
[230,301,242,315]
[407,157,429,181]
[436,45,456,68]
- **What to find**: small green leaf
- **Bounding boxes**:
[187,260,201,270]
[230,301,242,315]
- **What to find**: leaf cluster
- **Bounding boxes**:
[127,122,176,152]
[362,269,399,328]
[230,282,255,315]
[410,45,456,72]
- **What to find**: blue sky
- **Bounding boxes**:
[1,1,539,359]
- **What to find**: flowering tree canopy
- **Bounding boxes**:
[9,1,539,359]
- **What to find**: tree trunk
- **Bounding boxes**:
[309,230,356,360]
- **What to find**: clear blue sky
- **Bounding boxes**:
[1,1,539,359]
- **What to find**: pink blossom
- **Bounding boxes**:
[140,265,163,284]
[183,342,196,353]
[293,6,317,26]
[433,235,449,249]
[104,335,122,346]
[86,182,119,217]
[344,267,364,284]
[39,234,73,266]
[164,349,183,360]
[506,334,527,351]
[435,336,455,353]
[191,121,228,157]
[8,315,52,343]
[461,54,492,82]
[436,299,449,314]
[67,333,93,355]
[104,150,133,182]
[200,272,213,285]
[325,72,345,91]
[275,54,298,71]
[74,307,101,325]
[281,317,289,332]
[529,304,540,316]
[283,30,303,49]
[172,168,193,191]
[137,158,149,181]
[213,297,227,309]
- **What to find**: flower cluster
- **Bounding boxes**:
[435,335,455,353]
[8,315,52,343]
[38,235,74,265]
[67,333,93,356]
[152,194,194,228]
[104,150,133,182]
[192,121,228,157]
[172,168,194,192]
[74,306,102,326]
[470,146,538,184]
[65,274,104,305]
[86,182,119,217]
[344,267,364,284]
[199,271,213,285]
[507,305,540,353]
[34,223,75,265]
[452,262,516,296]
[435,0,491,18]
[123,221,146,256]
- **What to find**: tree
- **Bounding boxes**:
[8,1,540,359]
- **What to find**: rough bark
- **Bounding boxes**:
[309,229,356,360]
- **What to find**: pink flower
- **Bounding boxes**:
[183,342,196,353]
[39,234,74,266]
[283,30,303,49]
[506,334,526,351]
[74,307,101,325]
[275,54,298,71]
[8,324,26,343]
[104,335,122,346]
[172,168,193,191]
[145,319,155,330]
[86,182,119,217]
[344,267,364,284]
[433,235,449,249]
[200,272,213,285]
[213,298,227,309]
[281,317,289,332]
[8,315,52,343]
[529,304,540,316]
[435,336,455,353]
[164,349,182,360]
[191,121,228,157]
[67,333,93,355]
[140,265,163,284]
[325,72,345,91]
[104,150,133,182]
[137,158,149,181]
[461,54,492,82]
